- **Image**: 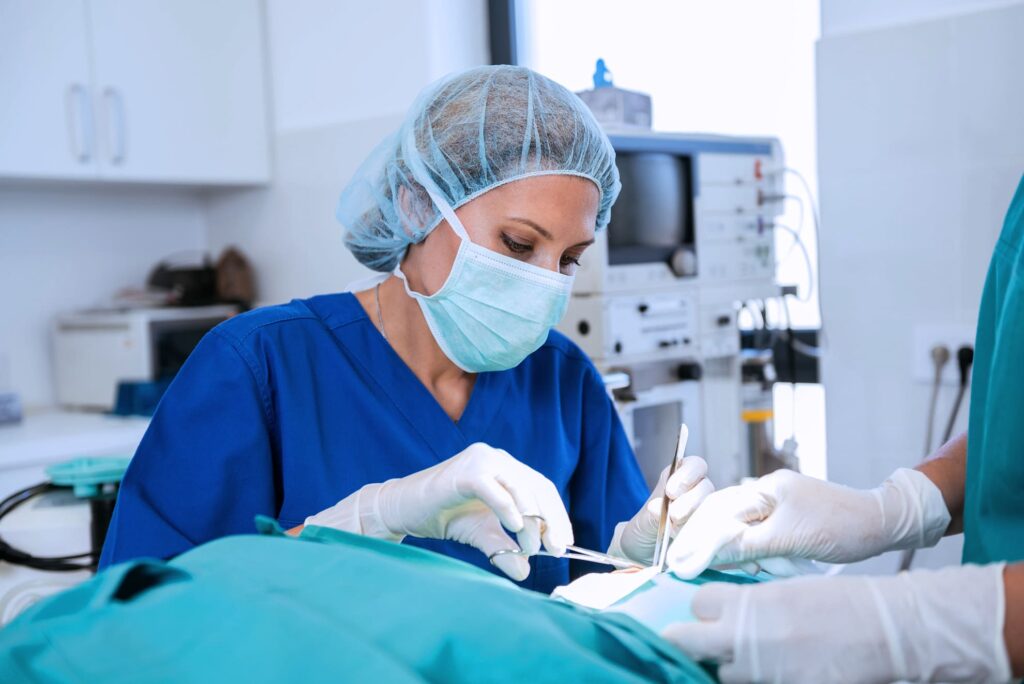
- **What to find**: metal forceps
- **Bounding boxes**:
[651,424,689,571]
[488,515,645,570]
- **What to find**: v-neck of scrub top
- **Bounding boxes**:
[304,293,512,463]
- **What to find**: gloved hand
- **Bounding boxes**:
[661,563,1011,684]
[304,443,573,581]
[667,467,951,578]
[609,456,715,564]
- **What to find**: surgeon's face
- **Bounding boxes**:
[403,175,599,296]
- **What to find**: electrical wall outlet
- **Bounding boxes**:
[912,324,976,385]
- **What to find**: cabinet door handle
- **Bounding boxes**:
[64,83,93,163]
[102,87,127,165]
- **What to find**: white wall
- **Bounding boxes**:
[821,0,1022,35]
[0,187,207,407]
[816,1,1024,571]
[206,0,490,305]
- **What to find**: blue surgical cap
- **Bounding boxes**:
[337,65,621,272]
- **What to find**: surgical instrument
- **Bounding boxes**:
[488,515,646,570]
[489,546,645,570]
[651,424,689,572]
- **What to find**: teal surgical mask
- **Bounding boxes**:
[394,190,574,372]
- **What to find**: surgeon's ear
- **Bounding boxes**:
[397,184,434,234]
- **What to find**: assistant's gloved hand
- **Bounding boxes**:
[608,456,715,564]
[661,563,1011,684]
[304,443,573,581]
[666,467,951,578]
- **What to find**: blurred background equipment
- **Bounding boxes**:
[575,58,653,130]
[51,246,251,413]
[0,355,21,427]
[53,304,236,411]
[559,128,789,487]
[146,252,219,306]
[215,247,257,310]
[0,411,147,625]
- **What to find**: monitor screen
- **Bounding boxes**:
[607,151,695,268]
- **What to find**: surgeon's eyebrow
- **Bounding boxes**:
[508,216,553,239]
[508,216,595,247]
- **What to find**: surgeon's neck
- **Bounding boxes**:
[358,275,476,422]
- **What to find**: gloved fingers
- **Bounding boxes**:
[715,662,746,684]
[665,456,709,499]
[630,496,664,537]
[495,458,573,555]
[739,561,762,576]
[667,485,774,579]
[515,514,542,556]
[534,480,573,555]
[710,513,792,566]
[465,475,525,533]
[468,516,531,581]
[489,549,531,582]
[644,496,664,519]
[668,478,715,527]
[661,620,732,664]
[689,582,738,620]
[661,584,740,665]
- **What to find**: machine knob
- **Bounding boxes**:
[670,247,697,277]
[677,363,703,381]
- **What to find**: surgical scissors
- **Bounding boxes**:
[487,419,687,576]
[489,546,645,570]
[488,515,646,570]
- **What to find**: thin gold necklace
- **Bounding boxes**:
[374,282,388,342]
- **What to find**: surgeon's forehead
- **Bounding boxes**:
[471,176,599,232]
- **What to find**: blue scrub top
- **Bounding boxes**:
[99,292,650,592]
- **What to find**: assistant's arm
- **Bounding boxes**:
[1006,564,1024,676]
[915,431,966,534]
[664,560,1021,682]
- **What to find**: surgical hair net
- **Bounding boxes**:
[337,65,621,272]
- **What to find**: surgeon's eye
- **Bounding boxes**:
[501,234,533,255]
[560,253,582,275]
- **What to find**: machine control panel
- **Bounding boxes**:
[560,289,700,363]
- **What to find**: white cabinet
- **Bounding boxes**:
[0,1,97,179]
[0,0,270,185]
[88,0,269,183]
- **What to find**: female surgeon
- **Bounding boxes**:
[660,177,1024,681]
[98,65,714,592]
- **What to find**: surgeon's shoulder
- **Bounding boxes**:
[534,328,603,380]
[209,299,315,345]
[207,293,358,352]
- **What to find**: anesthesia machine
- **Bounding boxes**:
[558,132,788,488]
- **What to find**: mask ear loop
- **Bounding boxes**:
[425,189,471,242]
[392,189,471,303]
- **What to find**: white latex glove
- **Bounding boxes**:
[608,456,715,564]
[667,467,951,579]
[662,563,1011,684]
[304,442,573,581]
